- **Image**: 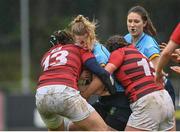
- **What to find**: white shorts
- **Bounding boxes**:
[127,89,175,131]
[35,85,95,129]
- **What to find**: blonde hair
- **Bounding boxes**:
[69,15,97,50]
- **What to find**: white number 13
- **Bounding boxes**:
[42,50,69,71]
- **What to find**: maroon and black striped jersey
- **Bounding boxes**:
[109,45,163,103]
[37,44,94,90]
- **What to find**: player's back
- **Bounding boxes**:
[114,45,163,103]
[38,44,89,89]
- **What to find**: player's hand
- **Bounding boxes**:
[98,91,110,96]
[170,66,180,74]
[101,74,116,95]
[159,42,167,52]
[80,70,92,80]
[155,71,167,87]
[94,86,110,96]
[171,48,180,63]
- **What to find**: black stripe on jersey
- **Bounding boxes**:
[123,58,142,65]
[130,74,146,81]
[124,50,140,55]
[150,67,155,72]
[125,67,143,75]
[134,80,154,91]
[136,87,158,101]
[38,78,74,86]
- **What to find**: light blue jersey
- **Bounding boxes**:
[93,42,124,92]
[124,32,160,59]
[124,33,168,84]
[93,42,110,65]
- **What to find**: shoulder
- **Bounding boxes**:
[127,45,136,49]
[138,33,159,50]
[124,33,132,43]
[143,33,158,45]
[93,42,101,49]
[112,48,124,56]
[93,42,109,52]
[93,41,105,49]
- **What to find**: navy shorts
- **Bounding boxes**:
[92,93,132,131]
[165,78,175,107]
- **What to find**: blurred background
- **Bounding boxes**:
[0,0,179,130]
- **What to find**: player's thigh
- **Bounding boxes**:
[35,85,92,128]
[62,87,96,122]
[74,110,109,131]
[105,107,131,131]
[159,90,175,131]
[106,115,127,131]
[165,78,175,106]
[92,101,108,119]
[128,90,174,131]
[39,111,64,129]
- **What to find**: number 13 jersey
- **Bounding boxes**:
[37,44,94,90]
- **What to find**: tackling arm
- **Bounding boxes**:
[84,58,115,95]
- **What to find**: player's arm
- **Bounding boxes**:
[78,69,92,92]
[160,43,180,63]
[104,63,117,74]
[84,58,115,95]
[170,66,180,74]
[81,75,107,100]
[155,40,179,83]
[82,60,118,100]
[150,55,159,70]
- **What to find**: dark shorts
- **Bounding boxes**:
[165,78,175,107]
[92,93,132,131]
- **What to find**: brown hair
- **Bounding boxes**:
[106,35,129,52]
[128,5,157,36]
[49,30,74,45]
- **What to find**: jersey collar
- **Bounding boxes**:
[134,32,145,48]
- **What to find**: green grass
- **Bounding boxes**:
[175,109,180,119]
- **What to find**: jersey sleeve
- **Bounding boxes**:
[109,49,124,68]
[170,23,180,44]
[143,38,160,60]
[84,57,116,95]
[93,43,110,65]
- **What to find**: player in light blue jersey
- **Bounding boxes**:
[125,32,160,60]
[88,42,131,131]
[69,14,131,131]
[93,42,124,92]
[124,5,175,108]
